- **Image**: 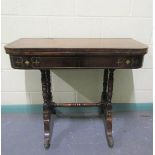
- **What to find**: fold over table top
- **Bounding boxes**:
[5,38,148,56]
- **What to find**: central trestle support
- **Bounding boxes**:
[40,69,115,149]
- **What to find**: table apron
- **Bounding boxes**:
[10,55,144,69]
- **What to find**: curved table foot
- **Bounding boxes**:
[43,107,51,149]
[105,105,114,148]
[104,103,114,148]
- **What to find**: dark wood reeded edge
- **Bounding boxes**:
[40,68,115,149]
[5,38,148,149]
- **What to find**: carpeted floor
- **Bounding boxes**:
[1,111,153,155]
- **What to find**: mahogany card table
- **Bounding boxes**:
[5,38,147,149]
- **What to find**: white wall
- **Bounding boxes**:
[1,0,153,105]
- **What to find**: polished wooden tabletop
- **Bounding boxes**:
[5,38,148,56]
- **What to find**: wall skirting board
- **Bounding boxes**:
[1,103,153,113]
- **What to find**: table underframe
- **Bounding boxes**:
[40,69,115,149]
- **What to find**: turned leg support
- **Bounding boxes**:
[41,69,54,149]
[101,69,115,148]
[101,69,109,112]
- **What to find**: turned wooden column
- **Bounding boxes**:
[102,69,109,101]
[101,69,109,113]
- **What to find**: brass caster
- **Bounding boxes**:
[44,143,50,149]
[107,136,114,148]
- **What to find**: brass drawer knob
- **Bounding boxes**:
[25,60,30,65]
[126,60,131,65]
